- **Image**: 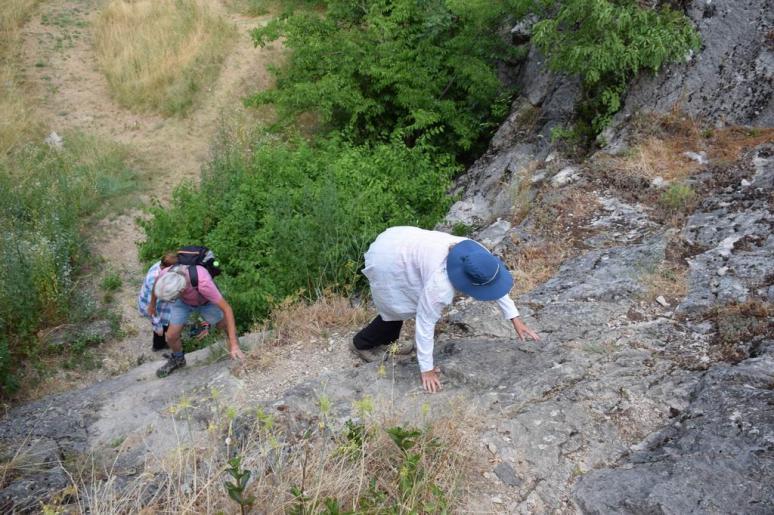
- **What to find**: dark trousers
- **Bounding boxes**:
[353,316,403,350]
[152,324,169,350]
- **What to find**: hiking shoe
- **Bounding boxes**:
[350,343,388,363]
[156,353,186,378]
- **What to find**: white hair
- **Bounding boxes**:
[155,268,186,301]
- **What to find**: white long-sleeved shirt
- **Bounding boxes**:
[362,227,519,372]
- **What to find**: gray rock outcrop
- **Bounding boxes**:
[574,339,774,514]
[0,344,249,512]
[678,146,774,314]
[443,49,580,228]
[448,0,773,227]
[269,148,774,512]
[616,0,773,129]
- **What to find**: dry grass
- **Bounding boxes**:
[506,188,599,295]
[0,0,41,155]
[615,135,703,181]
[641,263,688,304]
[710,300,772,363]
[94,0,236,116]
[507,242,571,295]
[241,292,372,372]
[254,292,373,347]
[0,0,38,59]
[706,126,774,162]
[0,68,38,156]
[599,111,774,188]
[44,399,476,513]
[510,159,541,225]
[0,438,49,489]
[530,188,600,236]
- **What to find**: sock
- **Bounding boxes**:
[173,351,185,359]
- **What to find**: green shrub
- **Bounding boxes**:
[230,0,321,17]
[139,136,455,327]
[249,0,521,159]
[451,222,472,237]
[659,182,695,212]
[532,0,700,139]
[0,133,136,395]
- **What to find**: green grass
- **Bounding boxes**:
[101,272,122,292]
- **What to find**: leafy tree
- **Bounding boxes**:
[249,0,521,159]
[531,0,700,138]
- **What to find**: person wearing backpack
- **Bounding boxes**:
[149,247,244,377]
[137,252,178,351]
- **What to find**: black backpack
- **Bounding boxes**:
[176,246,221,289]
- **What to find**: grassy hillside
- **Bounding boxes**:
[95,0,236,115]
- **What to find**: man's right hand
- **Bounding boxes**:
[229,343,245,360]
[421,367,442,393]
[148,304,156,318]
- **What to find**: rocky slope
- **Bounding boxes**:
[1,1,772,512]
[2,144,770,512]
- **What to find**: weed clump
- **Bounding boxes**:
[659,183,696,214]
[47,394,475,513]
[709,300,772,363]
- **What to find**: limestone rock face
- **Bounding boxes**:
[678,146,774,314]
[448,0,772,227]
[574,340,774,515]
[617,0,773,129]
[443,49,580,228]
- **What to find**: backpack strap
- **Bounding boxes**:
[188,264,199,289]
[187,265,208,304]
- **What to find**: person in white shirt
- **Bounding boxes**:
[353,226,540,393]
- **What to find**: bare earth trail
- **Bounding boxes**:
[18,0,284,397]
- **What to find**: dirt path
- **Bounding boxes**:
[18,0,283,398]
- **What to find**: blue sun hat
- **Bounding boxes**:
[446,240,513,301]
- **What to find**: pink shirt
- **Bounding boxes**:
[159,265,223,306]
